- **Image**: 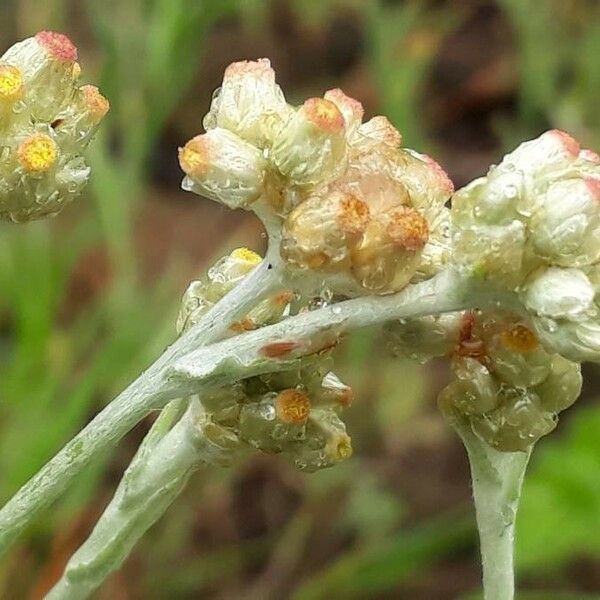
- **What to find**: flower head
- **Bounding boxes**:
[180,60,453,296]
[388,309,581,452]
[0,33,108,222]
[451,130,600,363]
[178,249,353,472]
[451,130,600,285]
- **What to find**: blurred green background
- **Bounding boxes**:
[1,0,600,598]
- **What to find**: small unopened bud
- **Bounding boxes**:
[275,389,311,424]
[203,58,291,147]
[386,313,462,363]
[35,31,78,62]
[453,220,526,285]
[180,128,266,209]
[524,267,595,320]
[176,248,262,334]
[350,208,427,293]
[325,432,353,462]
[530,177,600,267]
[319,371,353,407]
[281,191,369,271]
[270,97,347,186]
[2,32,78,121]
[354,115,402,151]
[470,389,556,452]
[324,88,364,136]
[503,129,581,178]
[534,355,581,413]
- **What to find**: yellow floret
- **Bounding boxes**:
[17,134,58,173]
[326,433,353,461]
[0,64,23,101]
[231,247,262,265]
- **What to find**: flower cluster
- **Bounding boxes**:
[0,32,108,222]
[451,130,600,363]
[388,310,581,452]
[177,249,353,472]
[179,59,453,295]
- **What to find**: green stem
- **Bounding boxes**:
[453,417,531,600]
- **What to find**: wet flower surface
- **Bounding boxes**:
[179,60,453,296]
[176,248,353,472]
[0,32,108,222]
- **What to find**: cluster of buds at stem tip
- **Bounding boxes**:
[177,249,353,472]
[0,32,108,222]
[451,130,600,363]
[179,59,454,296]
[387,311,581,452]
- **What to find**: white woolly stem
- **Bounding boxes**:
[453,416,531,600]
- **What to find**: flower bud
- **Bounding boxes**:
[318,371,353,408]
[52,85,110,146]
[453,220,526,285]
[239,391,309,453]
[1,126,91,222]
[350,206,429,293]
[203,58,291,147]
[270,97,347,186]
[179,128,266,209]
[532,315,600,364]
[500,129,582,183]
[529,177,600,267]
[0,33,107,222]
[386,312,462,363]
[352,115,402,151]
[281,190,369,271]
[449,357,500,415]
[176,247,262,334]
[470,388,556,452]
[523,267,595,320]
[1,31,78,121]
[324,88,364,136]
[534,355,581,413]
[286,407,352,472]
[488,323,550,388]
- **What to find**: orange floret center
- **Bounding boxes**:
[337,194,370,235]
[275,389,311,424]
[386,206,429,250]
[303,98,345,132]
[80,85,110,122]
[500,323,539,353]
